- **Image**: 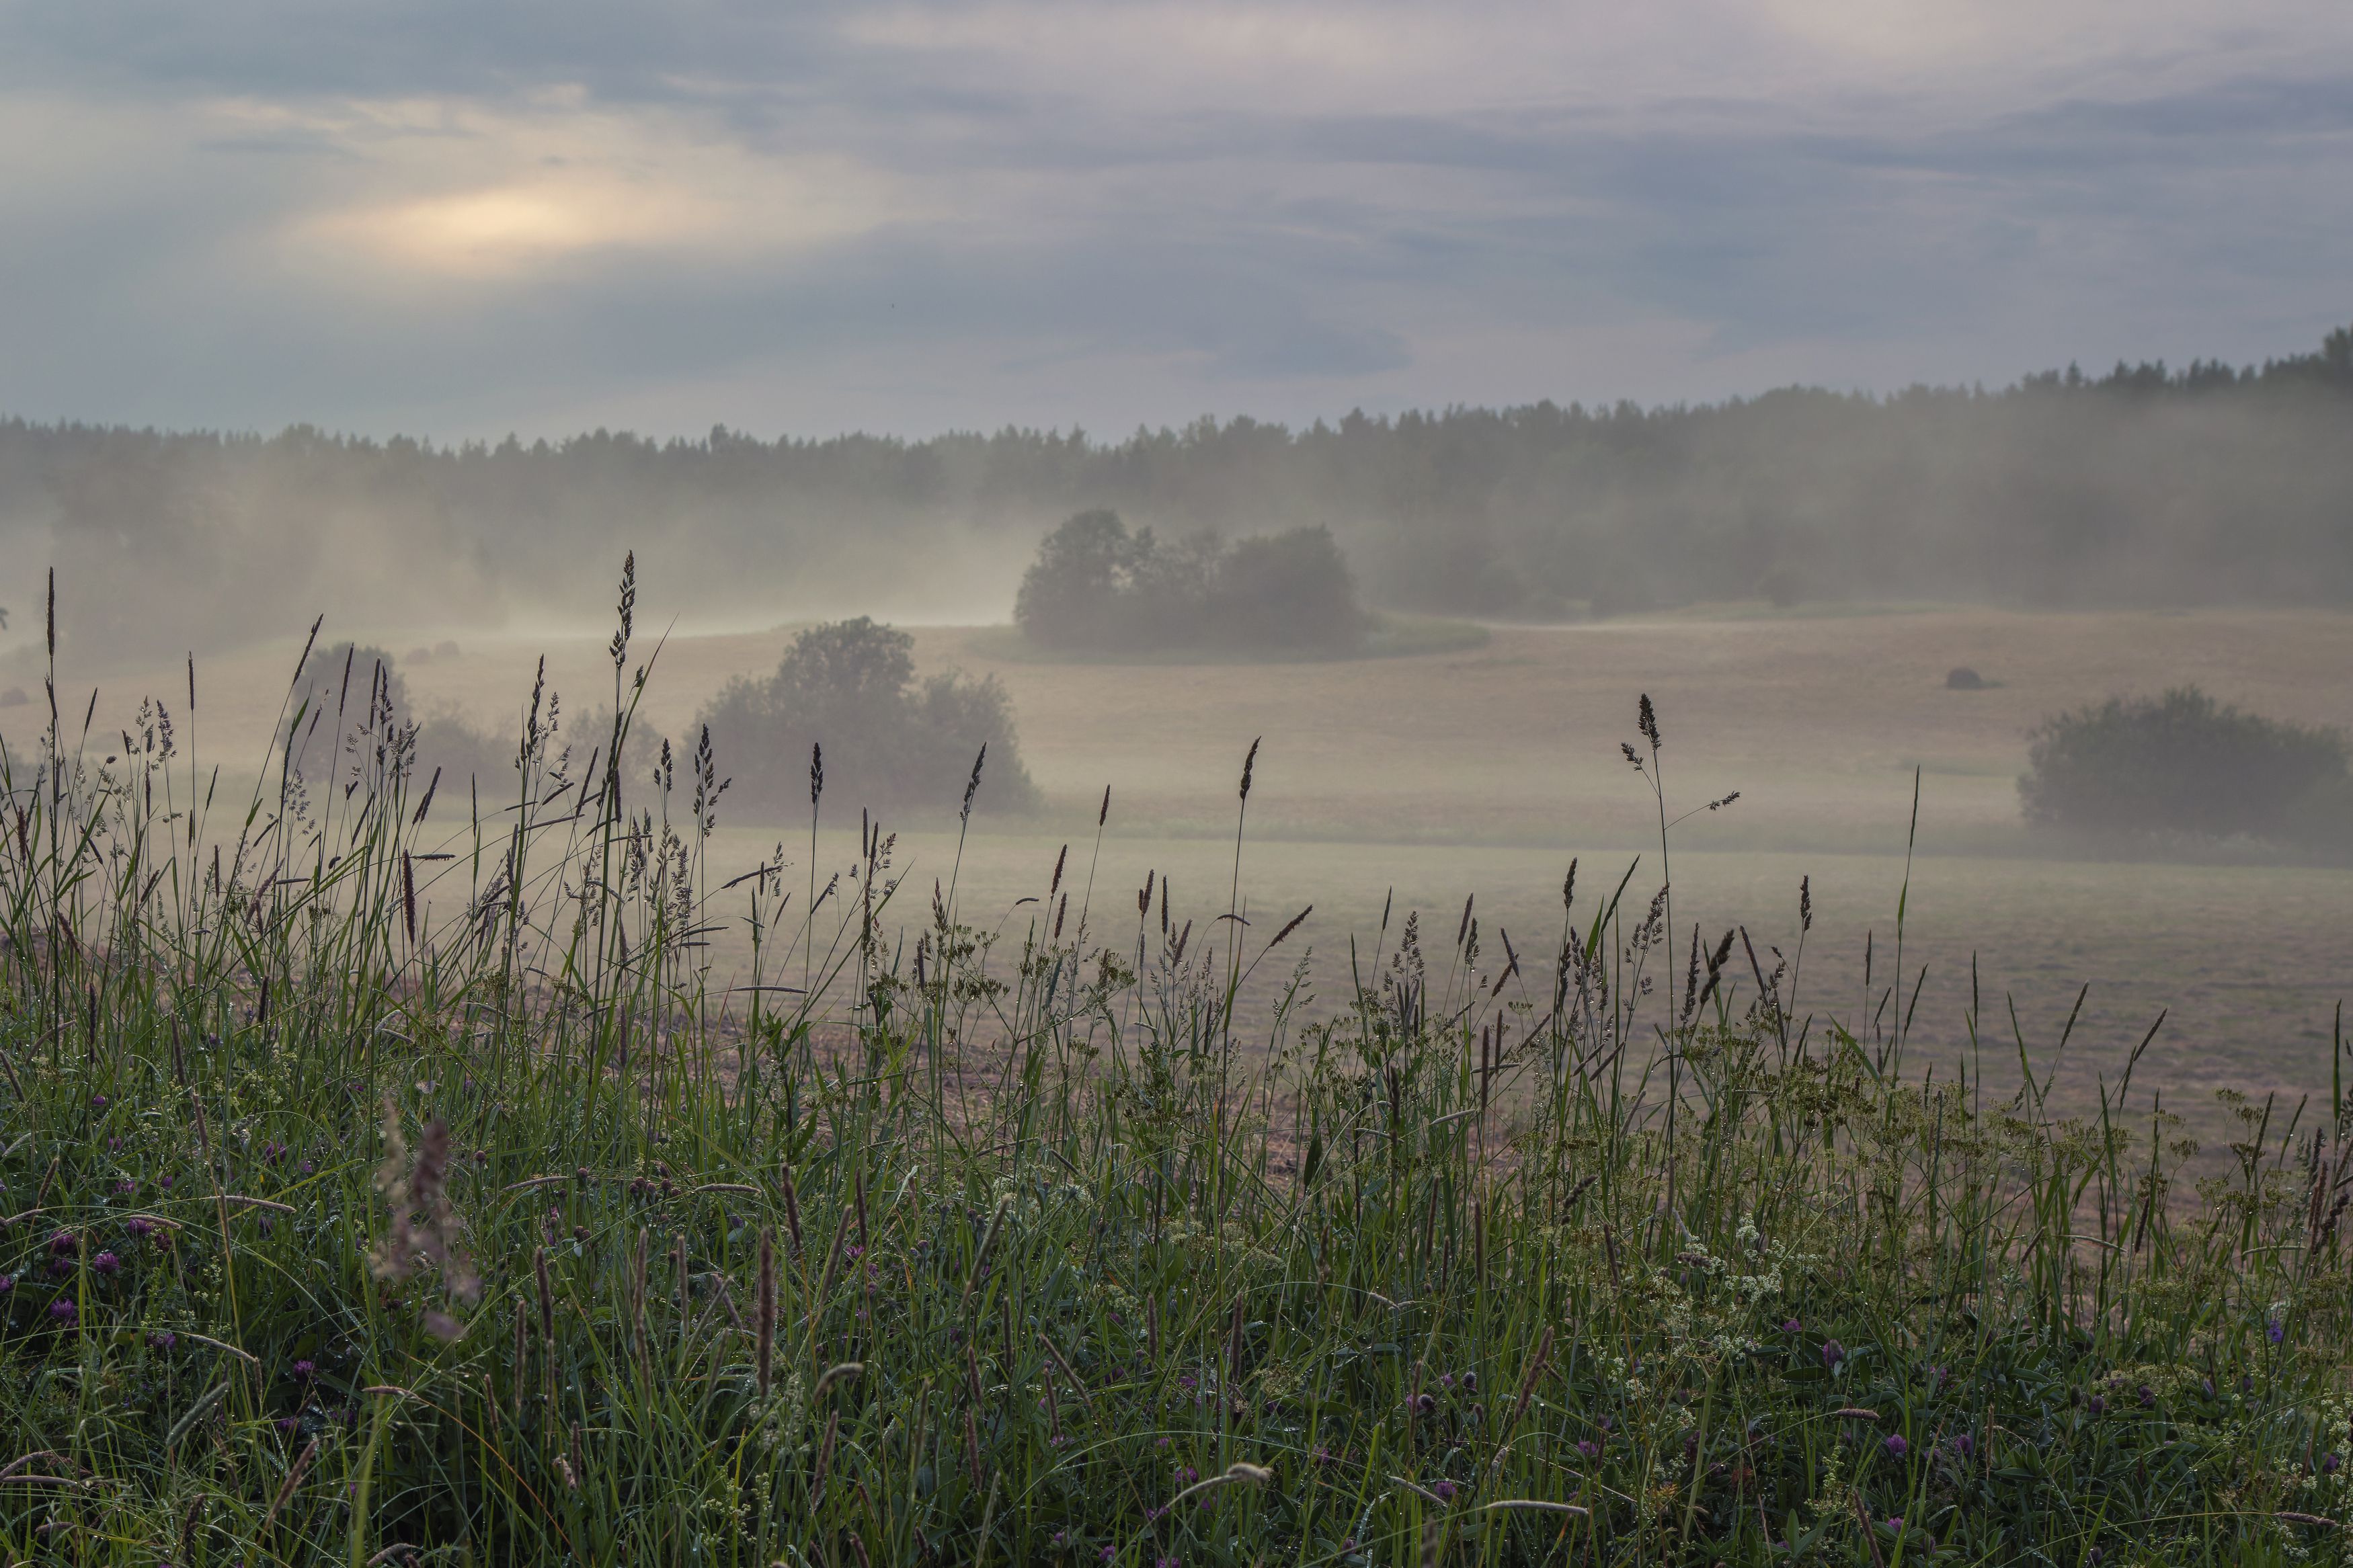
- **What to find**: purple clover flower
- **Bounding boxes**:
[92,1251,121,1276]
[50,1296,76,1322]
[1883,1434,1907,1458]
[1821,1339,1845,1370]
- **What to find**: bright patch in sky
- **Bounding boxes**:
[0,1,2348,436]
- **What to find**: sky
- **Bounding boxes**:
[2,0,2350,441]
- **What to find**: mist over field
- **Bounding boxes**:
[13,7,2353,1562]
[5,329,2353,670]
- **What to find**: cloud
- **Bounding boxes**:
[0,1,2349,438]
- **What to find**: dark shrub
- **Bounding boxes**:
[2019,686,2347,839]
[701,617,1035,815]
[1757,564,1806,609]
[1946,667,1987,690]
[1212,526,1363,650]
[1014,510,1362,654]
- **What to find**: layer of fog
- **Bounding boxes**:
[2,329,2349,677]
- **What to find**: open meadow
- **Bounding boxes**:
[11,602,2347,1154]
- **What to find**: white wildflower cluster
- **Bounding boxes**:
[752,1369,812,1458]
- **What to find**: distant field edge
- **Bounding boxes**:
[958,614,1490,665]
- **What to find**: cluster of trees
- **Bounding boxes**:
[5,324,2353,664]
[1012,511,1362,654]
[699,618,1034,815]
[276,628,1031,821]
[2020,687,2350,850]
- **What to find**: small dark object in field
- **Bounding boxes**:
[1945,667,1987,690]
[434,640,460,659]
[0,686,26,708]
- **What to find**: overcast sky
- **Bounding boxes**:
[3,0,2350,440]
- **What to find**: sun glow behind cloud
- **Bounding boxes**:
[0,0,2350,436]
[239,93,916,281]
[324,185,649,272]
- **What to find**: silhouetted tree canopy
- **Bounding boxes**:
[700,618,1035,814]
[1015,511,1361,653]
[2020,686,2349,843]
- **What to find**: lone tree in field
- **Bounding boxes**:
[701,617,1035,814]
[1014,509,1363,655]
[2019,686,2347,839]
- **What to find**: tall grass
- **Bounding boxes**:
[3,561,2350,1567]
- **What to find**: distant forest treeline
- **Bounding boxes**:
[3,325,2350,663]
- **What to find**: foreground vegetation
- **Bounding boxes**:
[5,568,2352,1567]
